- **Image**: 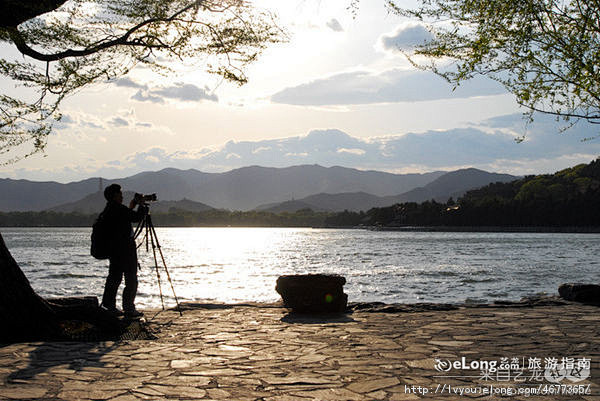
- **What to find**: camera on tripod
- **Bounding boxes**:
[134,193,157,204]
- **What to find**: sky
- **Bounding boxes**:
[1,0,599,183]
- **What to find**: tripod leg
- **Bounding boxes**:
[157,245,183,316]
[148,223,165,310]
[135,217,148,251]
[148,221,183,316]
[145,219,150,252]
[133,216,146,240]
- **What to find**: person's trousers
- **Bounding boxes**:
[102,245,138,312]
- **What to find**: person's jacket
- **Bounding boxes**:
[101,201,145,256]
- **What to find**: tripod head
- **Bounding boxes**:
[134,192,157,204]
[134,193,156,215]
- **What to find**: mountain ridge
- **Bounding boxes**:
[256,168,518,212]
[0,164,445,212]
[48,191,215,214]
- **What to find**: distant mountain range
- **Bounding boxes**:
[0,177,101,212]
[390,168,518,203]
[0,165,517,213]
[256,192,382,213]
[256,168,517,212]
[0,165,444,212]
[48,191,214,214]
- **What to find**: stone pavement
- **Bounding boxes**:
[0,301,599,400]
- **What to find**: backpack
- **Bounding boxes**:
[91,212,110,259]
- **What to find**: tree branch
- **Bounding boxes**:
[7,1,202,62]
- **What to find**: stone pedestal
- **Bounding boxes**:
[558,283,600,304]
[276,274,348,313]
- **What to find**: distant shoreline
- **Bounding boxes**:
[2,225,600,233]
[361,225,600,233]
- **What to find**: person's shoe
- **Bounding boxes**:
[124,309,144,318]
[100,304,124,316]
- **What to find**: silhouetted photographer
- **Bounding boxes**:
[98,184,147,318]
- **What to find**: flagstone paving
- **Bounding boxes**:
[0,300,599,400]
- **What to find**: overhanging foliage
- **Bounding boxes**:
[0,0,283,163]
[383,0,600,130]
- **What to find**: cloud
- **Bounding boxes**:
[54,110,154,132]
[103,114,600,176]
[379,23,434,52]
[54,112,107,131]
[112,76,219,104]
[124,147,171,167]
[337,148,366,155]
[109,116,129,127]
[59,114,75,125]
[153,83,218,102]
[112,77,147,89]
[326,18,343,32]
[82,121,105,129]
[132,90,164,104]
[126,82,218,104]
[271,68,505,106]
[8,114,599,182]
[252,146,271,154]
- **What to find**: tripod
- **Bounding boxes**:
[134,206,182,316]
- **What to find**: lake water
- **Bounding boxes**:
[3,227,599,309]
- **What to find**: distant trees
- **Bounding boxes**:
[323,210,366,227]
[436,159,600,227]
[0,209,333,228]
[323,158,600,228]
[0,211,93,226]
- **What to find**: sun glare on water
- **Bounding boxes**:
[135,227,310,305]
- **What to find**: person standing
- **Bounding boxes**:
[100,184,146,318]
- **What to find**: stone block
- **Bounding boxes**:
[558,283,600,304]
[275,274,347,313]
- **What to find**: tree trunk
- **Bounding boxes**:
[0,231,125,343]
[0,0,69,28]
[0,231,61,343]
